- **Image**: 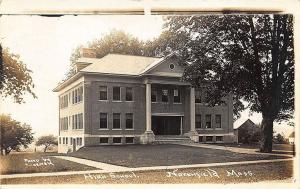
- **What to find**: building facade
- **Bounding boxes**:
[54,51,235,153]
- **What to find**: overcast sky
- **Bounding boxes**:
[0,15,294,138]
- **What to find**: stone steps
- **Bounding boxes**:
[154,135,194,144]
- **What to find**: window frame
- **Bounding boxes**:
[215,114,222,129]
[100,137,109,144]
[99,113,108,129]
[99,86,108,101]
[151,89,157,102]
[125,87,133,101]
[112,137,122,144]
[205,114,212,129]
[113,86,121,101]
[162,89,169,103]
[173,89,181,103]
[125,113,134,130]
[112,113,121,129]
[195,114,202,129]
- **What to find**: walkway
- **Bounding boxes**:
[52,156,128,171]
[1,157,293,179]
[175,143,294,157]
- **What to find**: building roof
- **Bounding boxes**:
[289,132,295,138]
[79,54,163,76]
[237,119,258,130]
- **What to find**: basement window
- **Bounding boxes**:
[206,136,213,142]
[125,137,134,144]
[100,137,109,144]
[113,137,122,144]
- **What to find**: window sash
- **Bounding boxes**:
[215,115,221,128]
[151,90,157,102]
[195,115,201,128]
[205,115,212,128]
[162,89,168,102]
[174,89,181,103]
[125,113,133,129]
[113,113,121,128]
[125,87,133,101]
[99,86,107,100]
[100,113,108,129]
[113,87,121,101]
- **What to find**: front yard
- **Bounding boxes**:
[0,152,98,174]
[1,160,293,184]
[70,144,290,167]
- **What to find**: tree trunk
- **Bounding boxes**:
[260,117,274,153]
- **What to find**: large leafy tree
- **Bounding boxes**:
[0,114,34,155]
[164,15,294,152]
[35,135,58,152]
[65,30,146,80]
[0,45,37,103]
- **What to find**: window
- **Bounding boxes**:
[113,87,121,101]
[59,94,68,109]
[199,136,203,142]
[173,89,181,103]
[60,117,68,131]
[113,137,122,144]
[66,137,68,145]
[216,136,223,142]
[205,115,212,128]
[77,138,82,146]
[100,137,109,144]
[125,87,133,101]
[215,114,221,128]
[195,89,201,103]
[151,89,157,102]
[206,136,213,142]
[59,137,61,144]
[70,137,73,145]
[63,137,65,144]
[125,113,133,129]
[72,113,83,130]
[126,137,134,144]
[195,114,201,128]
[99,86,107,100]
[72,86,83,104]
[113,113,121,129]
[162,89,168,102]
[169,63,175,70]
[100,113,108,129]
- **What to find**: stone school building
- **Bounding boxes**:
[53,49,235,153]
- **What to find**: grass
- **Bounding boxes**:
[1,160,293,184]
[0,152,98,175]
[70,144,290,167]
[213,143,295,154]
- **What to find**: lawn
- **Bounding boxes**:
[1,160,293,184]
[70,144,290,167]
[213,143,295,154]
[0,152,98,174]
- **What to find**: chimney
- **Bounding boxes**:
[80,48,96,58]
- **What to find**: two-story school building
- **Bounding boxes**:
[53,49,235,153]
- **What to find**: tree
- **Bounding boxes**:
[0,45,37,103]
[35,135,58,152]
[65,30,147,80]
[273,133,286,144]
[164,15,294,152]
[0,114,34,155]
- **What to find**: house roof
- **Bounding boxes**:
[79,54,163,76]
[237,119,258,130]
[289,132,295,138]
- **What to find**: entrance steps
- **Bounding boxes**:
[154,135,194,144]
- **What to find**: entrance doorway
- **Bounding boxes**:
[152,116,181,135]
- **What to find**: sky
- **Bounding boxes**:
[0,15,294,138]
